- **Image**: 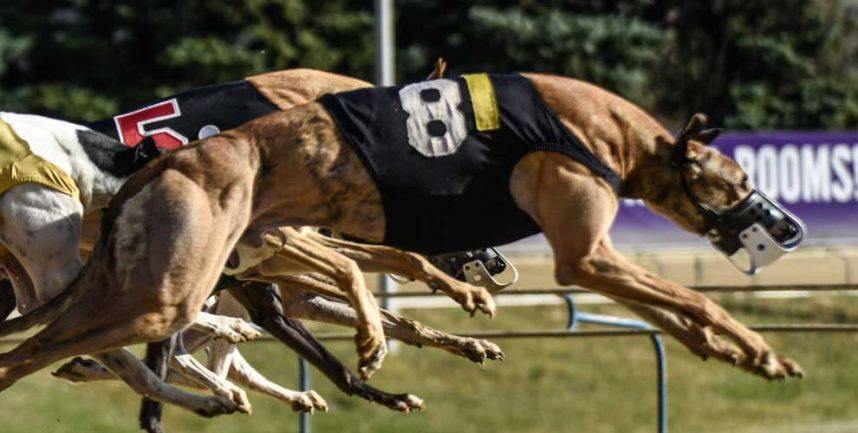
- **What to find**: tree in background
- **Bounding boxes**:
[0,0,373,122]
[663,0,858,129]
[0,0,855,129]
[397,1,668,110]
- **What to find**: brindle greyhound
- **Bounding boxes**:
[0,72,804,411]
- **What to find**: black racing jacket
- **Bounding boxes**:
[320,73,621,255]
[88,80,278,148]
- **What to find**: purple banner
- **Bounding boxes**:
[611,131,858,246]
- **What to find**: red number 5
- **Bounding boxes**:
[113,99,188,150]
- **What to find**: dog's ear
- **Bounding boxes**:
[694,128,722,145]
[427,57,448,80]
[672,112,710,164]
[127,135,164,170]
[678,113,708,142]
[135,136,162,161]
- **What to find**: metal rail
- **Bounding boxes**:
[370,283,858,298]
[2,324,856,346]
[290,286,858,433]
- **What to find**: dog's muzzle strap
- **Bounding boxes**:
[704,191,806,275]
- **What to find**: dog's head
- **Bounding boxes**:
[645,113,806,274]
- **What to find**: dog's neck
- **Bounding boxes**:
[66,129,131,210]
[526,74,679,204]
[610,118,679,203]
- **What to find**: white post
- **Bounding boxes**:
[374,0,398,350]
[374,0,395,86]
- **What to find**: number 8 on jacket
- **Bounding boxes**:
[398,79,468,157]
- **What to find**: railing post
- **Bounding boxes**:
[562,293,667,433]
[299,357,310,433]
[563,294,578,330]
[650,335,668,433]
[374,0,395,86]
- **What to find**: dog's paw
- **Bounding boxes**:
[291,390,328,413]
[447,284,496,318]
[355,325,387,380]
[745,351,804,381]
[386,393,425,413]
[471,287,497,318]
[216,383,252,415]
[215,317,262,343]
[52,357,107,383]
[193,395,242,418]
[684,325,744,364]
[451,338,504,364]
[682,325,804,380]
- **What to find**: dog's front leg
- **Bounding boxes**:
[92,349,245,417]
[520,153,801,379]
[224,348,329,413]
[52,357,226,390]
[248,234,387,380]
[305,231,495,317]
[610,299,747,365]
[227,282,425,413]
[567,242,802,379]
[139,335,177,433]
[169,339,252,414]
[276,278,504,364]
[191,312,261,343]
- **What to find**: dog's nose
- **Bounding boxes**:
[770,219,798,241]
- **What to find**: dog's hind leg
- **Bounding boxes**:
[0,292,247,417]
[53,356,117,382]
[227,283,424,412]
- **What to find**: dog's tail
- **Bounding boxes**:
[0,264,89,337]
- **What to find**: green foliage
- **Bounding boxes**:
[0,0,373,122]
[652,0,857,128]
[0,0,854,128]
[466,7,668,108]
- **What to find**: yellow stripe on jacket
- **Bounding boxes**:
[0,118,80,201]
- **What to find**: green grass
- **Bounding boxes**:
[1,294,858,433]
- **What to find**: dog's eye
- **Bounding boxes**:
[737,178,748,188]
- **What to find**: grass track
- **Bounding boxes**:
[0,294,857,433]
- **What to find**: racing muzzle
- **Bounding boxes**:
[703,190,806,275]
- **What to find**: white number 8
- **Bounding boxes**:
[398,79,468,157]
